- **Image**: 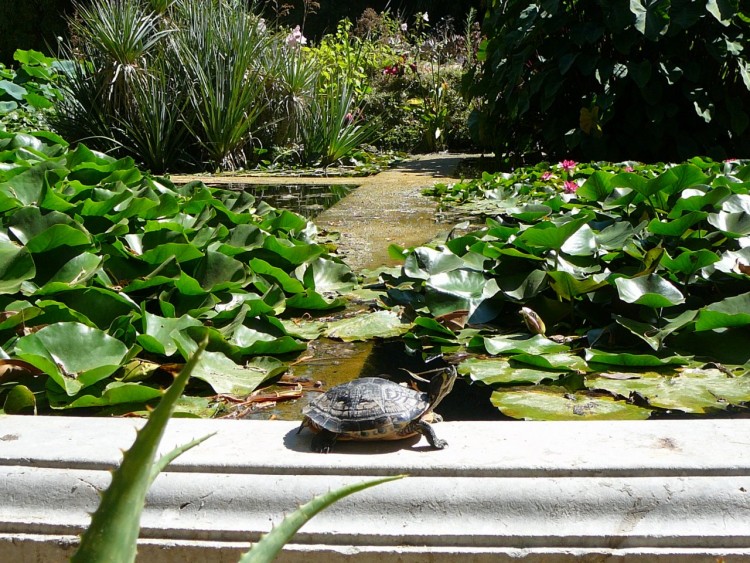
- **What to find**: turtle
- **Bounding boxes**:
[297,366,457,453]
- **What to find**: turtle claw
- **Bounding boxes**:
[432,438,448,449]
[311,430,337,453]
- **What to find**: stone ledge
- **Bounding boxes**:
[1,416,750,561]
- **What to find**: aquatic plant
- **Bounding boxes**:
[390,158,750,419]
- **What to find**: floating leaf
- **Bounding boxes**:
[614,274,685,308]
[14,322,129,396]
[460,357,563,385]
[190,351,285,395]
[695,293,750,331]
[483,333,569,355]
[585,348,691,367]
[3,384,36,414]
[0,238,35,294]
[324,310,410,342]
[510,352,590,372]
[491,387,651,420]
[587,369,750,414]
[51,381,163,409]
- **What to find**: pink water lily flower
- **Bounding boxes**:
[564,180,578,194]
[560,159,577,173]
[541,171,553,181]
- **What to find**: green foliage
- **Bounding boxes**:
[71,336,402,563]
[387,157,750,419]
[299,79,379,167]
[466,0,750,163]
[239,475,405,562]
[0,130,357,414]
[71,340,212,563]
[52,0,381,172]
[367,64,472,152]
[0,49,64,132]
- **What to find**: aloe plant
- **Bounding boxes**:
[69,337,404,563]
[239,474,405,563]
[71,339,212,563]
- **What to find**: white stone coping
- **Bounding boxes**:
[2,416,750,561]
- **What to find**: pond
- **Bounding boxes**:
[238,338,507,423]
[208,183,358,218]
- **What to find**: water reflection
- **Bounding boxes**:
[211,183,357,218]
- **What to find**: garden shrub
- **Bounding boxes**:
[51,0,380,173]
[465,0,750,164]
[366,64,473,152]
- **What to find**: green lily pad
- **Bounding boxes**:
[51,381,163,409]
[137,311,203,356]
[2,384,36,414]
[483,333,570,355]
[510,352,590,372]
[615,310,697,351]
[695,293,750,331]
[0,238,35,294]
[491,386,652,420]
[614,274,685,308]
[14,322,129,396]
[459,357,562,385]
[425,268,500,317]
[585,348,691,367]
[403,247,467,280]
[587,369,750,414]
[324,310,410,342]
[190,351,285,395]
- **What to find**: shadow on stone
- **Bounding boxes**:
[283,427,423,455]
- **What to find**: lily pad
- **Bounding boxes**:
[190,351,285,395]
[483,333,570,355]
[585,348,691,367]
[51,381,163,409]
[491,387,652,420]
[587,369,750,414]
[695,293,750,331]
[14,322,129,396]
[459,357,563,385]
[614,274,685,308]
[324,310,410,342]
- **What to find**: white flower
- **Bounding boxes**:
[286,25,307,47]
[400,22,408,32]
[422,12,429,22]
[256,18,267,34]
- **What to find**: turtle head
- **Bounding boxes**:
[428,365,457,409]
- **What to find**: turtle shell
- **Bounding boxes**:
[303,377,430,440]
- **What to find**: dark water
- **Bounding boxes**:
[211,183,357,218]
[242,339,507,422]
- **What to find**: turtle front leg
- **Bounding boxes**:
[311,429,338,453]
[414,419,448,449]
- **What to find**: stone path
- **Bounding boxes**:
[172,153,468,271]
[314,153,466,270]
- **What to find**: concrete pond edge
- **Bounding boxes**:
[2,416,750,562]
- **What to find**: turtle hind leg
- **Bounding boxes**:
[311,429,338,453]
[414,419,448,449]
